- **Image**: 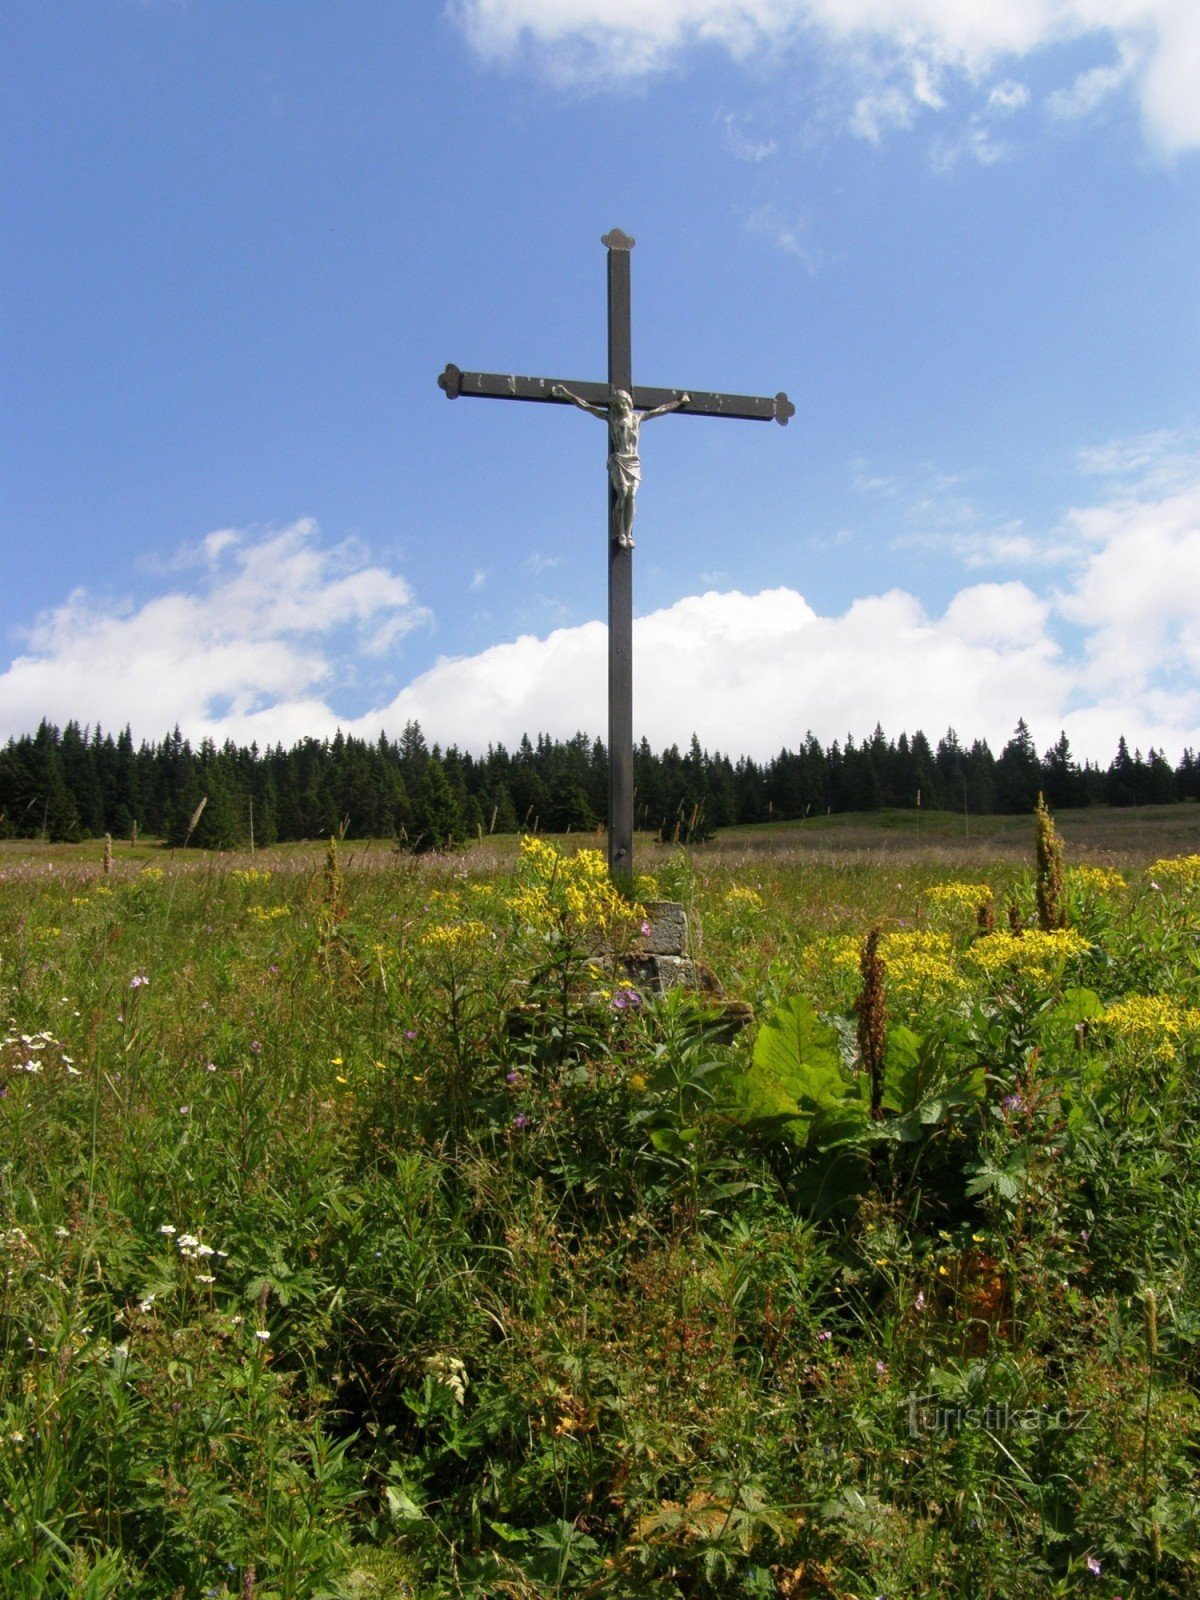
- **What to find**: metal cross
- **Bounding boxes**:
[438,228,793,884]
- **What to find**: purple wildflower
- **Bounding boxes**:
[130,974,149,989]
[250,1040,261,1054]
[512,1112,530,1131]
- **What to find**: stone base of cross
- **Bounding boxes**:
[439,229,792,885]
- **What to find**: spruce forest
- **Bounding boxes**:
[2,718,1197,850]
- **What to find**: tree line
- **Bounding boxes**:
[0,717,1195,850]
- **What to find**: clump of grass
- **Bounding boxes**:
[1,827,1198,1597]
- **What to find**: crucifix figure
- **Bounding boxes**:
[438,228,792,884]
[550,385,691,549]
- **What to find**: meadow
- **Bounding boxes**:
[1,804,1198,1599]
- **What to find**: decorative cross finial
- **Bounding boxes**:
[601,229,635,252]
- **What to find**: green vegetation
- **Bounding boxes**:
[3,716,1199,846]
[1,811,1198,1597]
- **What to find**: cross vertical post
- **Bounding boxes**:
[437,230,792,886]
[605,230,635,884]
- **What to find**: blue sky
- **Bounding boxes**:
[2,0,1198,762]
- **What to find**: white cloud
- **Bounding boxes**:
[0,521,430,747]
[929,119,1009,171]
[451,0,1200,153]
[1076,425,1200,494]
[3,459,1199,763]
[720,109,779,160]
[850,82,917,143]
[1056,484,1200,695]
[524,551,564,575]
[988,79,1030,113]
[1047,49,1134,121]
[367,580,1073,756]
[745,202,821,268]
[348,453,1200,761]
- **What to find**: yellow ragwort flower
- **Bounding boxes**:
[880,929,968,1003]
[1066,865,1127,896]
[1101,994,1200,1064]
[964,927,1089,983]
[723,885,764,912]
[419,919,490,951]
[924,881,995,917]
[1146,854,1200,889]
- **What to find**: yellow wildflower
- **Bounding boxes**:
[248,904,291,922]
[924,882,994,917]
[1067,865,1127,896]
[1147,854,1200,888]
[1101,994,1200,1064]
[506,837,642,939]
[723,885,764,912]
[965,927,1089,983]
[420,919,490,951]
[880,929,967,1003]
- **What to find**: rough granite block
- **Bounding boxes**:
[621,954,694,993]
[642,900,688,956]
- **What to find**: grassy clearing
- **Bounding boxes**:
[1,810,1198,1597]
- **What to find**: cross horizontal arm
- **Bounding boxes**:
[439,364,794,425]
[439,365,608,407]
[632,385,794,425]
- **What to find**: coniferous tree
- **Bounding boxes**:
[410,755,464,852]
[996,720,1041,813]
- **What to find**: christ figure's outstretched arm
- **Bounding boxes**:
[551,384,608,420]
[638,392,691,422]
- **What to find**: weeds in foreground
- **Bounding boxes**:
[0,831,1198,1596]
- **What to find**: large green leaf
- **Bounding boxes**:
[727,994,868,1148]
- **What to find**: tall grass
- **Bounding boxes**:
[1,817,1198,1597]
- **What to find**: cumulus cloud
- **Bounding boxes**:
[3,460,1199,763]
[451,0,1200,153]
[0,520,430,748]
[368,581,1074,757]
[1056,485,1200,695]
[369,470,1199,756]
